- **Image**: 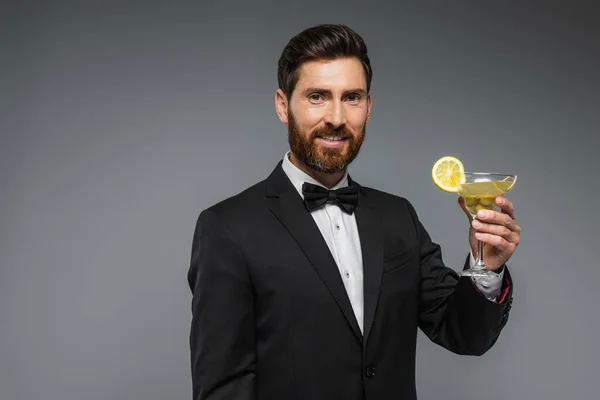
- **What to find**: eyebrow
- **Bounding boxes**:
[302,88,367,96]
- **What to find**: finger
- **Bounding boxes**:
[477,209,518,231]
[496,196,515,219]
[474,232,515,251]
[472,220,519,243]
[457,196,473,222]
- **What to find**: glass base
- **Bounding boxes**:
[458,267,501,278]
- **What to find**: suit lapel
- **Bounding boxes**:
[265,163,363,342]
[349,176,383,345]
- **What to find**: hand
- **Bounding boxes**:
[458,195,521,271]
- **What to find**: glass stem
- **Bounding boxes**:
[475,239,485,269]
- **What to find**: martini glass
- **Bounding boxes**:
[458,172,517,278]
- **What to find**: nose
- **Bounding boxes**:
[323,100,346,128]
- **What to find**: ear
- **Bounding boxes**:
[366,93,373,122]
[275,88,289,124]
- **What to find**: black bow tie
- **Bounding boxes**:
[302,182,359,214]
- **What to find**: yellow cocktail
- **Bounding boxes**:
[459,178,516,218]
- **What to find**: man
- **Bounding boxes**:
[188,24,519,400]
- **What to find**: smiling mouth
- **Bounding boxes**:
[317,136,349,141]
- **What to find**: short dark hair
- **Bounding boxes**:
[277,24,372,99]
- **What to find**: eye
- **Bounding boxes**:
[308,93,324,102]
[346,93,362,103]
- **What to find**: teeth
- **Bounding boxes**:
[321,137,343,141]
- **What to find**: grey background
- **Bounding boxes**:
[2,1,599,399]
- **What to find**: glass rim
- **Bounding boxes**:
[463,171,517,178]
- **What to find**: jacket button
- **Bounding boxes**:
[366,366,376,378]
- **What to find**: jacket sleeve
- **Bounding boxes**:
[404,199,513,356]
[187,209,256,399]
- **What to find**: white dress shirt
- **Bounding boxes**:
[281,151,503,334]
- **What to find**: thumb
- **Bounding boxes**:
[457,196,473,222]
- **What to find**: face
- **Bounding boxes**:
[276,57,372,174]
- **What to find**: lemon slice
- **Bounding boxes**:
[431,156,465,192]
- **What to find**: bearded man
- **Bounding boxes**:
[187,24,519,400]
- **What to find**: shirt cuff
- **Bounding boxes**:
[469,250,504,302]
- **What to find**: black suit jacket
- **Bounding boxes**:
[188,161,513,400]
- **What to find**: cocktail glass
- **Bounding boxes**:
[458,172,517,278]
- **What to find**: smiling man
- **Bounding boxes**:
[188,24,519,400]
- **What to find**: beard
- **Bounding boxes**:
[287,110,366,174]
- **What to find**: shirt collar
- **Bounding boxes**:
[281,150,349,199]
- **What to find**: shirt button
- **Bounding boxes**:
[366,366,376,378]
[345,271,350,278]
[335,224,340,230]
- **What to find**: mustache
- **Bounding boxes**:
[311,126,353,140]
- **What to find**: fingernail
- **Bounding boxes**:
[472,220,481,229]
[475,232,484,239]
[497,198,504,205]
[478,210,488,218]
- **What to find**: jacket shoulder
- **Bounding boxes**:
[359,184,413,208]
[199,179,266,221]
[357,183,423,224]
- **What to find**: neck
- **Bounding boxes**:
[289,152,345,189]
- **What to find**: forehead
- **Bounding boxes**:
[294,57,367,92]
